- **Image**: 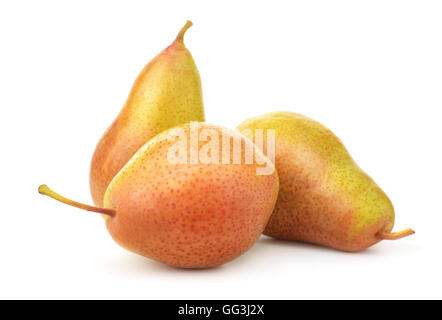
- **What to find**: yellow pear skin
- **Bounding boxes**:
[90,21,205,207]
[237,112,414,252]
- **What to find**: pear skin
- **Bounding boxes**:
[237,112,414,252]
[40,123,279,268]
[90,21,205,207]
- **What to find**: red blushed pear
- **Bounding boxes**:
[237,112,414,252]
[90,20,205,207]
[40,123,279,269]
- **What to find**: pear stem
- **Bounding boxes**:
[38,184,116,217]
[376,228,415,240]
[176,20,193,42]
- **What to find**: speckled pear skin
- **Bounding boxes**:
[237,112,398,252]
[102,123,279,268]
[90,21,205,207]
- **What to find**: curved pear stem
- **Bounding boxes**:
[38,184,116,217]
[175,20,193,42]
[376,228,415,240]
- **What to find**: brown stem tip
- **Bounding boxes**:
[376,228,415,240]
[176,20,193,42]
[38,184,115,217]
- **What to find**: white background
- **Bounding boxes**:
[1,0,441,299]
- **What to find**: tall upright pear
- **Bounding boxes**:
[90,21,205,206]
[237,112,414,252]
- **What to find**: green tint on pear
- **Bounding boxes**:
[237,111,414,252]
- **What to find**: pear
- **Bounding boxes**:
[237,112,414,252]
[40,123,279,268]
[90,21,205,207]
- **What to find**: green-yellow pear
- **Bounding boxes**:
[237,112,414,252]
[40,123,279,268]
[90,21,205,207]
